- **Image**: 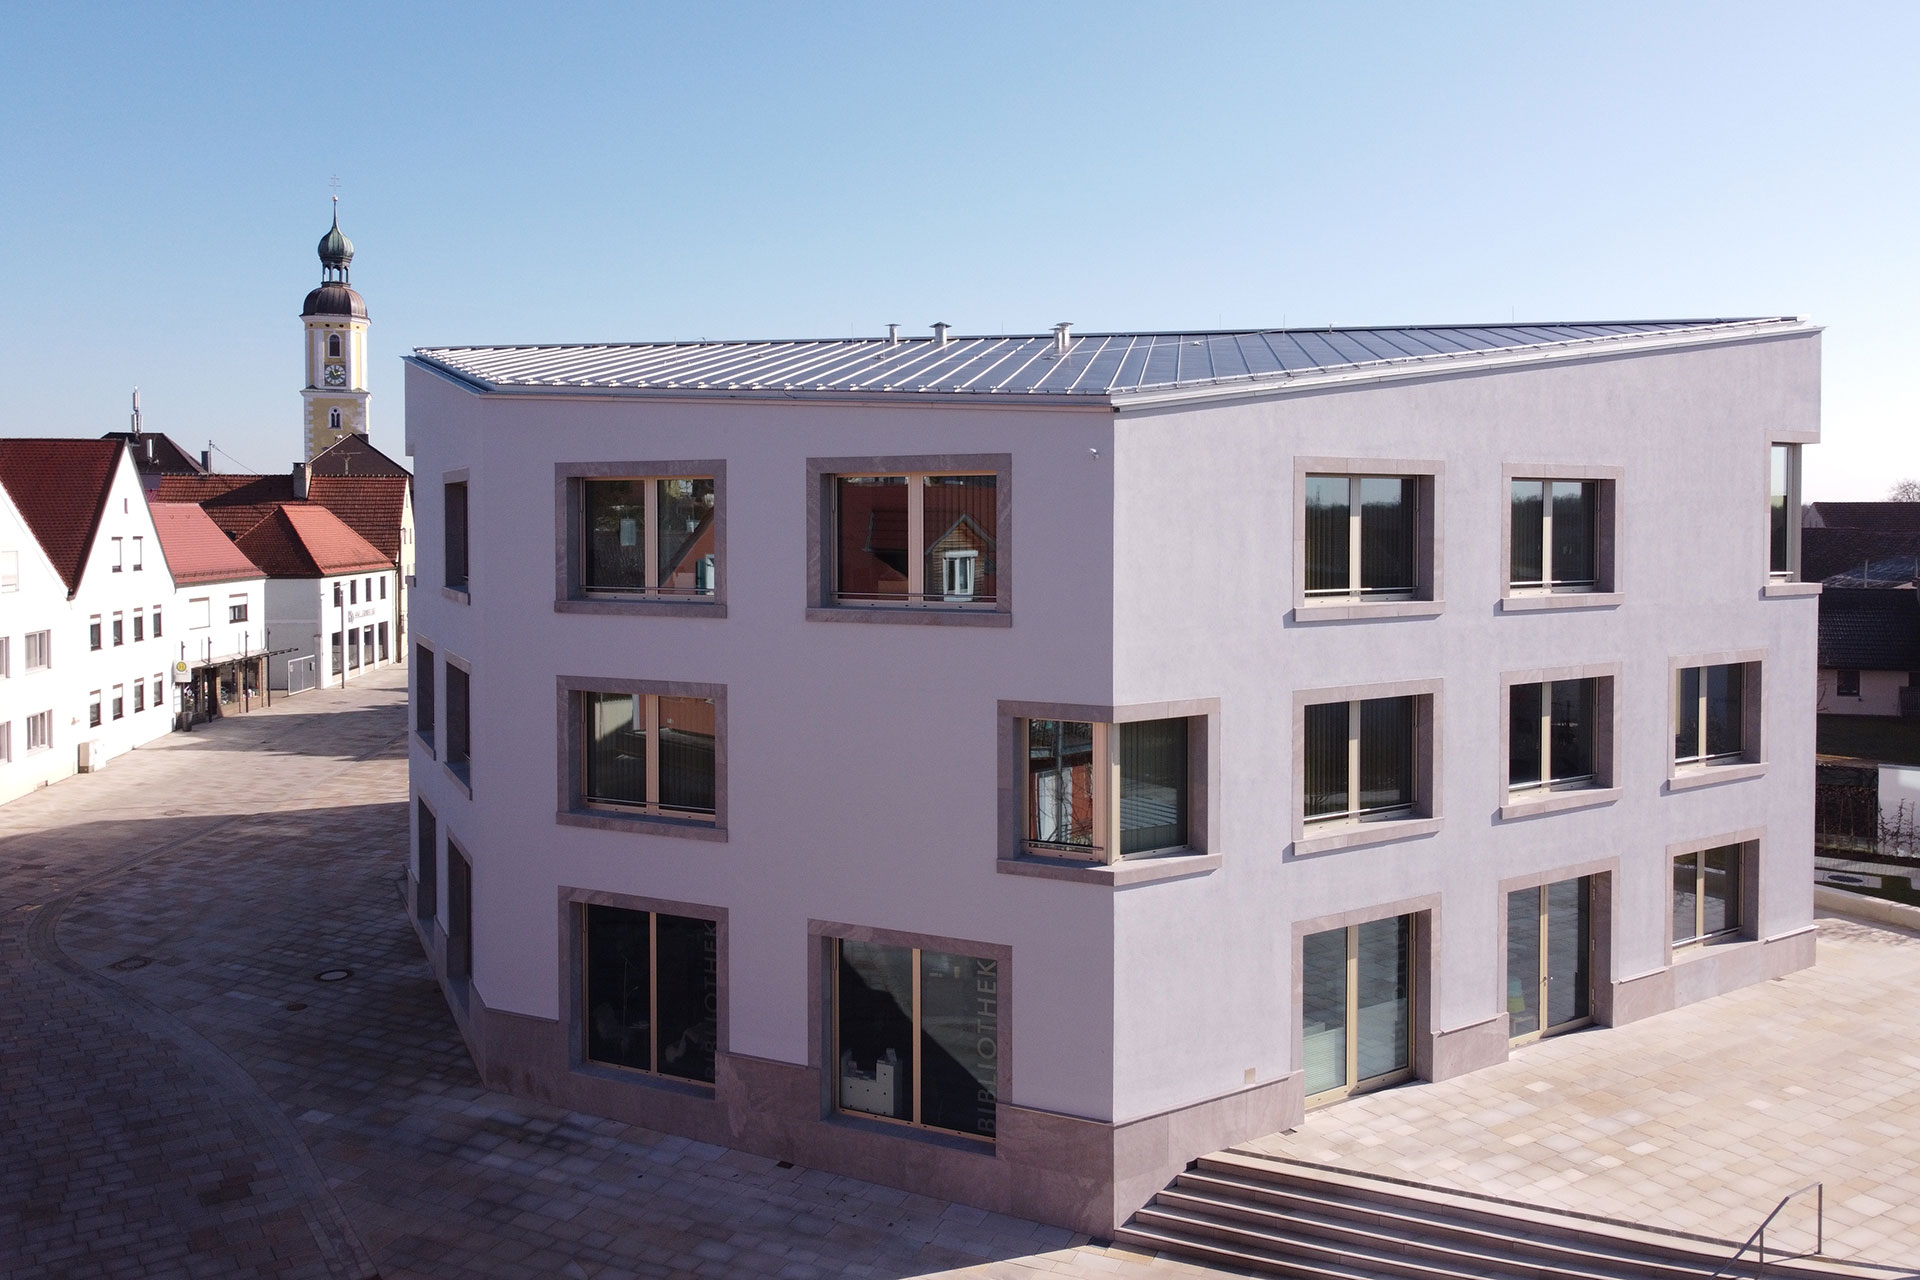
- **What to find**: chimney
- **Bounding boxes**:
[887,323,900,345]
[1052,322,1074,353]
[293,461,310,499]
[145,438,155,461]
[932,322,952,348]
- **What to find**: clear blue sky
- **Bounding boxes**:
[1,3,1913,496]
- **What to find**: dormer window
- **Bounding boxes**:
[327,333,342,359]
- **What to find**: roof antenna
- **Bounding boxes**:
[130,388,141,438]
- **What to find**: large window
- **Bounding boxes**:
[1510,480,1596,591]
[1302,916,1414,1104]
[415,799,437,922]
[1508,679,1597,793]
[444,480,469,592]
[835,472,997,606]
[1304,475,1417,600]
[1023,717,1190,860]
[445,664,471,784]
[578,692,717,819]
[833,938,998,1141]
[583,905,718,1084]
[1304,696,1416,823]
[446,842,472,982]
[1675,663,1750,765]
[582,477,717,598]
[1770,444,1801,580]
[1674,845,1744,945]
[1507,877,1592,1043]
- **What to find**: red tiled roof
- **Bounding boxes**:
[307,473,407,562]
[153,473,297,540]
[0,438,125,595]
[148,503,265,585]
[235,503,391,578]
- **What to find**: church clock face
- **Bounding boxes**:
[324,363,346,387]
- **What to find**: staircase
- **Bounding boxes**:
[1115,1151,1906,1280]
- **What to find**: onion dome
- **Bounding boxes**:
[302,198,368,319]
[319,201,354,277]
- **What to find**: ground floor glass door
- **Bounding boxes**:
[1303,915,1414,1104]
[1507,876,1592,1043]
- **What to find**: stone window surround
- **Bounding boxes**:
[441,649,473,799]
[995,697,1221,887]
[1288,895,1439,1094]
[1291,677,1443,857]
[1291,455,1445,623]
[1662,828,1765,965]
[558,886,730,1097]
[553,674,728,843]
[805,918,1012,1150]
[442,467,470,605]
[553,459,728,619]
[1493,859,1619,1035]
[1497,463,1624,613]
[1763,439,1822,599]
[413,637,437,759]
[1496,661,1623,821]
[414,794,438,923]
[805,452,1013,628]
[1666,648,1767,792]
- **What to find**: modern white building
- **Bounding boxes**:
[402,317,1821,1235]
[236,503,398,690]
[0,439,182,797]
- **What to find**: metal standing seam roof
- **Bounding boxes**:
[410,318,1810,404]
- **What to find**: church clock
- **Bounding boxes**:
[324,363,346,387]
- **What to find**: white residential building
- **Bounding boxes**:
[0,481,68,805]
[148,503,270,721]
[235,504,398,690]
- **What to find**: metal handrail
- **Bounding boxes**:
[1712,1182,1822,1277]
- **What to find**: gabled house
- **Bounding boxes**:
[148,503,269,722]
[235,503,398,690]
[0,479,68,804]
[1818,586,1920,717]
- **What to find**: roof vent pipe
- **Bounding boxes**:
[1053,322,1073,353]
[293,461,309,500]
[887,323,900,345]
[932,322,952,348]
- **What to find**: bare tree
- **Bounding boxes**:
[1889,479,1920,501]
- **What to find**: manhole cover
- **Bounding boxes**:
[284,1002,308,1012]
[315,968,352,983]
[109,956,152,972]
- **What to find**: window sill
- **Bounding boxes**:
[1667,760,1767,793]
[1673,932,1754,964]
[1762,581,1822,599]
[1291,598,1443,624]
[822,1108,996,1155]
[442,761,472,798]
[571,1059,717,1100]
[442,586,470,605]
[806,606,1011,629]
[997,848,1220,887]
[1499,786,1621,821]
[414,731,436,761]
[555,807,728,843]
[556,597,727,619]
[1499,592,1623,613]
[1293,815,1442,857]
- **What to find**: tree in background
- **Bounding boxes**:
[1890,479,1920,501]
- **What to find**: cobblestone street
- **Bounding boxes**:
[0,670,1207,1280]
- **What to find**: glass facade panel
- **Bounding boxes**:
[658,697,717,814]
[584,479,648,592]
[1301,928,1348,1096]
[922,475,996,604]
[1357,696,1414,813]
[1550,481,1597,585]
[1303,476,1351,594]
[1546,877,1591,1028]
[1303,702,1350,819]
[836,476,910,601]
[1027,720,1095,848]
[1506,889,1542,1039]
[1509,682,1543,788]
[1355,916,1412,1082]
[583,693,645,806]
[654,914,718,1083]
[1510,480,1544,586]
[1358,477,1416,593]
[1119,718,1187,855]
[836,941,916,1123]
[1673,854,1700,943]
[1705,665,1744,758]
[584,905,651,1071]
[918,949,999,1139]
[1770,445,1792,575]
[1549,679,1596,782]
[657,478,718,595]
[1675,666,1702,761]
[1703,845,1741,937]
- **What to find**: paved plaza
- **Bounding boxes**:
[2,667,1919,1277]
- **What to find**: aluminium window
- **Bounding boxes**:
[1510,480,1597,591]
[444,481,469,591]
[1304,474,1419,600]
[25,630,50,669]
[1675,663,1752,765]
[577,692,716,819]
[445,664,471,784]
[581,477,718,598]
[1022,717,1190,860]
[27,711,51,752]
[1304,696,1417,823]
[582,905,718,1085]
[1302,916,1415,1105]
[1770,444,1802,580]
[347,630,361,670]
[1508,679,1599,793]
[834,472,997,606]
[833,938,998,1141]
[1674,845,1744,946]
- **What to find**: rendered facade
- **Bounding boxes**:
[402,318,1822,1235]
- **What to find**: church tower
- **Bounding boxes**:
[300,199,372,462]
